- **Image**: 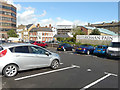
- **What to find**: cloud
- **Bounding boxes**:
[17,7,47,25]
[38,10,47,17]
[37,17,88,27]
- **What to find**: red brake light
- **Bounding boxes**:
[103,49,105,51]
[0,49,7,57]
[61,46,63,48]
[83,48,86,50]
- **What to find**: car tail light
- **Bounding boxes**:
[103,49,105,51]
[0,49,7,57]
[83,48,86,50]
[61,46,63,48]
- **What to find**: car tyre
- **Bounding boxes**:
[50,60,59,69]
[87,50,90,55]
[3,64,18,77]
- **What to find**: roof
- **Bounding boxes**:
[54,34,70,38]
[30,27,52,32]
[84,26,117,36]
[17,25,26,29]
[26,24,33,29]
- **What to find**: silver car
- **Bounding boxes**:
[0,43,60,77]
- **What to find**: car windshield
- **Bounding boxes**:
[110,42,120,47]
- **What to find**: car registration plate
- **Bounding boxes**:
[97,50,101,51]
[79,48,82,50]
[59,48,61,49]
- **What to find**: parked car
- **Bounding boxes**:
[31,41,48,48]
[57,43,74,51]
[93,45,108,55]
[107,36,120,58]
[0,43,60,77]
[75,44,94,55]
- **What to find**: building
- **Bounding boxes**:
[0,1,16,39]
[77,26,117,36]
[87,21,120,34]
[17,24,36,42]
[29,27,54,42]
[57,25,73,35]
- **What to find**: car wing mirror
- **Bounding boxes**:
[45,52,49,56]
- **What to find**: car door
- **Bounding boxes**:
[12,46,39,70]
[29,46,51,67]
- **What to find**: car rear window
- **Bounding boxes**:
[0,46,3,51]
[97,46,106,49]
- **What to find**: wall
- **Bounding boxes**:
[76,35,116,45]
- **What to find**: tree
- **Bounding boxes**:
[7,30,19,37]
[90,29,101,35]
[72,27,85,42]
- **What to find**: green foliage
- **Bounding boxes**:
[72,27,85,42]
[57,37,64,41]
[7,30,19,37]
[90,29,101,35]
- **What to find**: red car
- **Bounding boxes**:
[31,41,48,48]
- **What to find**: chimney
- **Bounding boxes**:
[49,24,51,28]
[37,24,40,28]
[88,23,90,26]
[45,26,47,28]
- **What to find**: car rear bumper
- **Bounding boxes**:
[76,50,86,53]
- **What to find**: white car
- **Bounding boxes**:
[0,43,60,77]
[107,36,120,58]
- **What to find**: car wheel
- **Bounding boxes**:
[72,48,74,52]
[51,60,59,69]
[87,50,90,55]
[3,64,18,77]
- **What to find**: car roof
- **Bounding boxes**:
[1,43,33,48]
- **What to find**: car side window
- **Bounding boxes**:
[29,46,46,54]
[14,46,29,53]
[9,47,14,52]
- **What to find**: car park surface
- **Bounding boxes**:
[1,47,118,89]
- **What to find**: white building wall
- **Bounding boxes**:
[37,31,54,42]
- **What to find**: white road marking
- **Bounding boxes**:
[60,63,63,65]
[15,65,80,81]
[80,72,118,90]
[0,75,2,78]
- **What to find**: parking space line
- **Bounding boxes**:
[80,72,118,90]
[60,63,63,65]
[15,65,80,81]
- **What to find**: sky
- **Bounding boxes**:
[6,0,118,27]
